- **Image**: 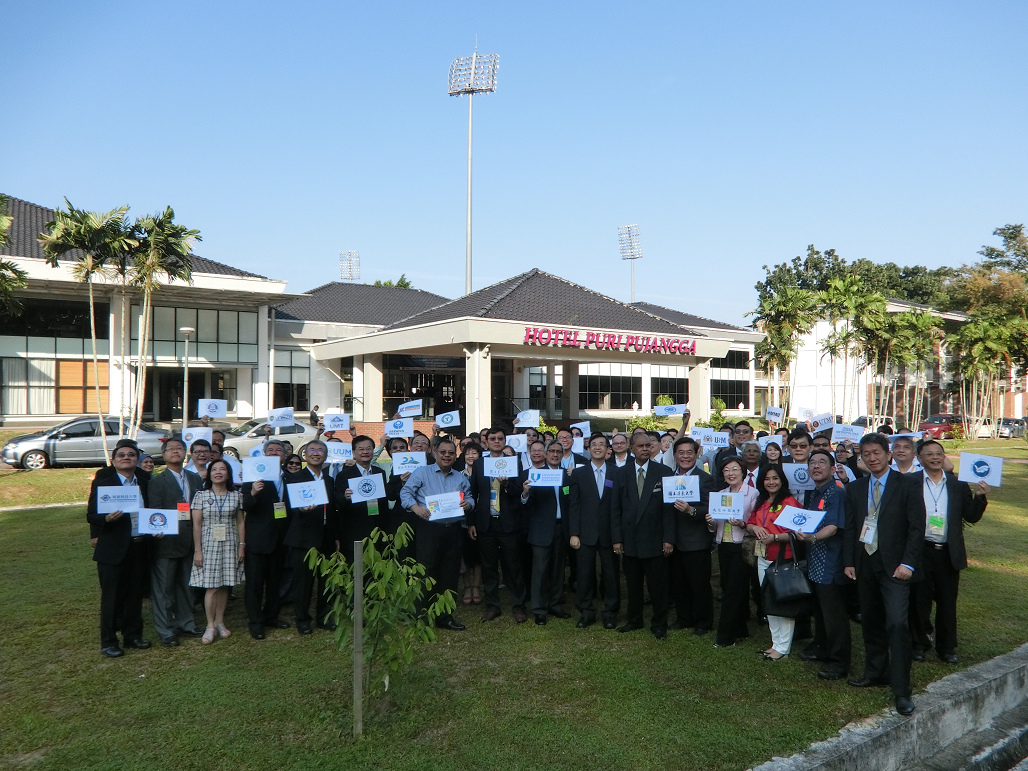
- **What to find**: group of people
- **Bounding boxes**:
[86,415,989,717]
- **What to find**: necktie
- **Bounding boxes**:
[595,466,604,498]
[866,479,882,555]
[637,467,645,498]
[747,471,755,488]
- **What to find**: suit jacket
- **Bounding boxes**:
[148,466,203,559]
[521,467,571,548]
[908,470,986,571]
[568,461,619,547]
[843,470,926,580]
[333,463,390,546]
[87,465,150,565]
[242,475,287,555]
[670,466,717,551]
[612,461,676,559]
[471,455,524,535]
[283,467,337,551]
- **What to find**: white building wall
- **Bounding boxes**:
[790,320,869,422]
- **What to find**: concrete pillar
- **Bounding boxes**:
[512,358,530,410]
[689,360,711,422]
[254,304,271,417]
[363,353,384,421]
[562,360,579,419]
[236,367,254,418]
[545,362,556,419]
[464,344,493,431]
[640,362,652,412]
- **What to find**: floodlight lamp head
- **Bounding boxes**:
[618,224,643,261]
[448,52,499,96]
[339,250,360,282]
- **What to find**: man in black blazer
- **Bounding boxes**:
[471,428,527,624]
[283,440,339,634]
[521,440,573,625]
[909,440,988,664]
[666,436,718,634]
[147,437,203,646]
[242,440,291,640]
[612,432,676,639]
[568,433,621,629]
[844,433,926,716]
[333,435,390,563]
[86,439,152,657]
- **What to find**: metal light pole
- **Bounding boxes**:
[448,50,499,296]
[618,224,643,302]
[180,326,195,438]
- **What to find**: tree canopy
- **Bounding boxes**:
[373,273,413,288]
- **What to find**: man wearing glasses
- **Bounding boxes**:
[714,421,753,484]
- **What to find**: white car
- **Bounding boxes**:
[220,418,321,459]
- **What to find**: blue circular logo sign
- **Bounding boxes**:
[971,459,991,478]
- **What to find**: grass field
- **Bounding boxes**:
[1,443,1026,770]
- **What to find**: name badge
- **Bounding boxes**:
[367,500,380,517]
[927,514,945,536]
[273,501,287,519]
[859,518,877,545]
[603,479,613,489]
[562,486,570,495]
[490,489,499,510]
[177,502,191,521]
[212,524,227,542]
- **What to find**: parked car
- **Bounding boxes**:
[2,416,170,470]
[851,415,896,431]
[975,419,997,439]
[220,418,321,459]
[918,414,963,440]
[998,418,1027,439]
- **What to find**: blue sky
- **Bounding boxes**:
[3,1,1026,325]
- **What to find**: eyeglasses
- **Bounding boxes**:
[286,461,302,467]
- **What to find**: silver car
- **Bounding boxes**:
[220,418,322,459]
[998,418,1026,439]
[2,416,170,470]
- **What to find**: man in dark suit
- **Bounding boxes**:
[568,433,621,629]
[283,440,339,634]
[471,427,527,624]
[333,435,390,563]
[908,440,988,664]
[521,440,573,625]
[612,432,676,639]
[147,437,203,646]
[87,439,152,657]
[241,439,291,640]
[844,433,926,716]
[666,436,718,634]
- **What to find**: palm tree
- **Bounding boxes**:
[905,310,943,425]
[748,286,817,419]
[0,195,29,316]
[856,308,912,428]
[946,314,1019,439]
[39,200,136,465]
[128,208,200,439]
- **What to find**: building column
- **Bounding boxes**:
[545,362,556,419]
[512,358,530,410]
[689,360,711,423]
[362,353,384,421]
[464,344,493,431]
[562,360,579,420]
[254,304,271,417]
[640,362,652,413]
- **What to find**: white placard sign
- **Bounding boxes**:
[773,505,826,534]
[137,508,179,535]
[347,473,385,502]
[224,455,243,484]
[572,437,585,455]
[242,456,281,482]
[198,399,227,419]
[708,492,744,520]
[384,418,414,438]
[322,413,350,431]
[662,475,700,503]
[758,435,783,451]
[398,399,422,418]
[810,413,834,432]
[435,410,461,429]
[392,451,427,475]
[831,424,865,443]
[515,409,541,428]
[248,445,265,457]
[957,453,1003,487]
[426,492,464,521]
[526,468,564,487]
[691,429,731,448]
[571,421,592,436]
[654,404,687,416]
[483,455,520,478]
[182,427,213,447]
[505,434,528,453]
[782,463,816,492]
[287,480,330,508]
[267,407,294,427]
[96,486,142,514]
[765,406,785,424]
[792,406,816,422]
[326,442,353,462]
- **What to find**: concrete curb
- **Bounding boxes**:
[750,643,1028,771]
[0,502,81,513]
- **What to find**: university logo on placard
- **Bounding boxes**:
[439,413,454,425]
[392,420,404,430]
[255,462,267,474]
[791,512,808,526]
[358,479,377,497]
[720,495,732,507]
[494,458,512,473]
[100,494,112,503]
[149,512,167,527]
[529,470,545,483]
[399,455,417,465]
[205,402,219,414]
[972,459,991,478]
[673,478,689,492]
[794,468,810,484]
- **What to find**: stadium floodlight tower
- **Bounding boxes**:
[339,250,360,282]
[618,224,643,302]
[448,49,499,296]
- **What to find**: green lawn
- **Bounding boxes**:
[1,443,1026,770]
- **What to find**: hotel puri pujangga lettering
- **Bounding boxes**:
[522,326,697,355]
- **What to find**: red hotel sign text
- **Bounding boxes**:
[523,326,696,355]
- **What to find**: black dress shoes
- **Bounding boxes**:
[652,627,667,640]
[318,621,337,632]
[513,608,528,624]
[297,623,313,635]
[269,618,292,629]
[576,617,595,629]
[178,629,203,638]
[895,696,915,716]
[549,608,571,619]
[799,646,827,662]
[101,646,125,658]
[617,623,643,633]
[437,619,466,631]
[668,620,691,631]
[692,627,710,637]
[534,614,547,626]
[848,676,890,688]
[940,652,960,664]
[481,608,502,622]
[124,638,151,649]
[603,619,617,630]
[249,627,266,640]
[818,667,847,681]
[911,648,926,662]
[160,636,179,647]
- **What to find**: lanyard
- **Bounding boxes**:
[924,476,946,513]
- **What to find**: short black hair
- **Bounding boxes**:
[588,432,609,447]
[351,435,375,451]
[807,449,835,466]
[918,439,945,455]
[787,428,811,445]
[859,433,891,454]
[672,436,699,453]
[435,437,457,454]
[162,437,187,454]
[190,439,212,453]
[734,420,752,431]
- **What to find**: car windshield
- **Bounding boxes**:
[924,416,947,424]
[138,422,161,433]
[227,419,263,436]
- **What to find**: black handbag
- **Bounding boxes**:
[761,535,814,617]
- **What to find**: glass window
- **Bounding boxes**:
[217,344,238,362]
[291,350,309,368]
[651,377,689,405]
[153,307,176,341]
[218,311,238,343]
[176,308,197,339]
[238,312,258,344]
[61,420,98,439]
[198,309,218,342]
[710,350,751,369]
[711,379,750,410]
[275,350,292,368]
[237,344,258,363]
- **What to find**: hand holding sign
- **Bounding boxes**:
[957,452,1003,487]
[198,399,227,419]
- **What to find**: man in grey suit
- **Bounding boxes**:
[148,437,204,646]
